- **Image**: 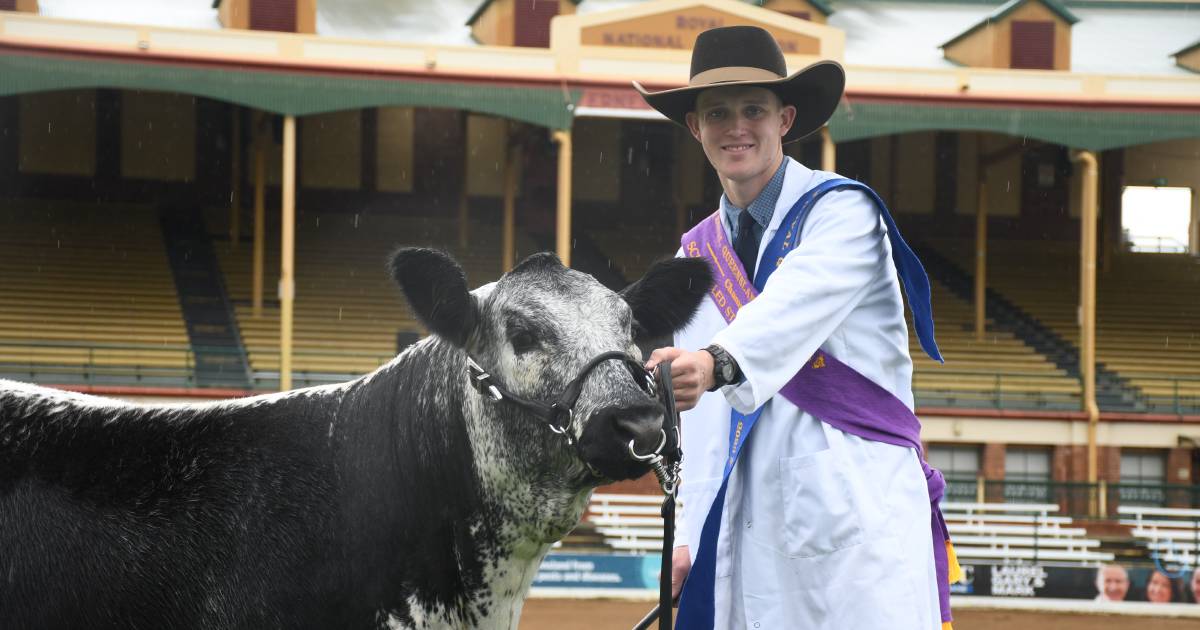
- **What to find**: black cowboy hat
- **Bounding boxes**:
[633,25,844,144]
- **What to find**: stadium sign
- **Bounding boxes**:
[533,553,661,592]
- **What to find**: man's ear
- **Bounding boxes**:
[388,247,477,347]
[620,258,712,343]
[779,104,797,139]
[685,112,702,142]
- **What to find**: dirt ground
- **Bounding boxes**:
[520,598,1198,629]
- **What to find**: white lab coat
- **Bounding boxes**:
[674,158,941,629]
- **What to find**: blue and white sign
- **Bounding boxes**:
[533,553,661,591]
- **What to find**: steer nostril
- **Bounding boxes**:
[609,408,664,454]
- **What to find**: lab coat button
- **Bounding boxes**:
[745,520,752,528]
[753,623,761,628]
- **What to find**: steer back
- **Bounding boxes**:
[0,249,710,630]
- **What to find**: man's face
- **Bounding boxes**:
[1101,565,1129,601]
[685,86,796,187]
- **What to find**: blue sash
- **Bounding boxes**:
[676,178,944,628]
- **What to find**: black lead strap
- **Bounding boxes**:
[634,360,682,630]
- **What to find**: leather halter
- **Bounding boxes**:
[465,351,661,476]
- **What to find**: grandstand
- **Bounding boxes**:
[927,239,1200,413]
[206,209,538,388]
[0,200,194,386]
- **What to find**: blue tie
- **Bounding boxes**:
[733,211,758,278]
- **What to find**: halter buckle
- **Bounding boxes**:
[466,357,503,402]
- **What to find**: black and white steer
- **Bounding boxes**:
[0,249,710,629]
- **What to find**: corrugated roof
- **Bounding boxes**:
[39,0,221,30]
[25,1,1200,76]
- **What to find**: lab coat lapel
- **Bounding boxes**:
[756,157,814,270]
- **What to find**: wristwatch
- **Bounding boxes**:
[703,344,742,391]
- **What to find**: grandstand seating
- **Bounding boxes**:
[207,210,536,387]
[941,502,1114,565]
[584,493,669,553]
[927,240,1200,412]
[910,280,1080,410]
[588,227,678,282]
[0,201,193,385]
[1118,505,1200,567]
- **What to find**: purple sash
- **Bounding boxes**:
[682,209,960,627]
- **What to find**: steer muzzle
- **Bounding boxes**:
[577,401,665,481]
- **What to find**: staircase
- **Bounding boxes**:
[916,245,1142,412]
[159,205,253,389]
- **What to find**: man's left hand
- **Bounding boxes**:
[646,347,714,412]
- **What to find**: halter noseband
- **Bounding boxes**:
[465,351,665,478]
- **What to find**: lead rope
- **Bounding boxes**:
[633,360,682,630]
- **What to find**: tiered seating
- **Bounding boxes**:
[583,493,668,553]
[1118,505,1200,567]
[588,226,679,282]
[209,210,536,386]
[941,502,1114,565]
[928,239,1200,412]
[912,280,1080,409]
[0,201,192,385]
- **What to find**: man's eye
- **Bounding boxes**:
[706,110,725,120]
[509,330,537,354]
[745,106,763,117]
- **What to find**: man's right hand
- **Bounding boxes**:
[672,545,691,603]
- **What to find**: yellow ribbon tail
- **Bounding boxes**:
[946,540,963,584]
[942,623,954,630]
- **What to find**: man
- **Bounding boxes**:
[1191,567,1200,603]
[1094,564,1129,602]
[636,26,953,629]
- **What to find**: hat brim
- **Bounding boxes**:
[633,60,844,144]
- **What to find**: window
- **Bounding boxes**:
[1005,448,1051,502]
[1010,21,1055,70]
[1121,186,1193,253]
[250,0,297,33]
[1120,451,1167,507]
[929,445,980,501]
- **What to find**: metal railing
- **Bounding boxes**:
[1119,373,1200,415]
[914,369,1080,411]
[969,479,1200,520]
[0,339,201,387]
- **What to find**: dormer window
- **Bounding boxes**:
[940,0,1077,71]
[1010,20,1054,70]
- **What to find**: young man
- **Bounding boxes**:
[636,26,955,629]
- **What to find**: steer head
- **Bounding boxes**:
[389,248,710,484]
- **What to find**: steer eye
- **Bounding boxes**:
[508,329,538,354]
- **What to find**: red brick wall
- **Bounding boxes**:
[597,473,660,495]
[0,0,15,10]
[250,0,296,33]
[982,443,1006,502]
[1167,448,1193,485]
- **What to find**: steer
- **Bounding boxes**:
[0,248,711,630]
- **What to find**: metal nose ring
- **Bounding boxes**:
[627,429,668,462]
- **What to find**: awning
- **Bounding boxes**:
[829,99,1200,152]
[0,49,577,130]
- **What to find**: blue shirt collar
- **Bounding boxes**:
[720,159,788,234]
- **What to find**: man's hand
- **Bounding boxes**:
[671,545,691,603]
[646,347,714,411]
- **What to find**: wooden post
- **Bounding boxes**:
[252,115,266,319]
[458,113,470,250]
[502,122,519,272]
[279,115,296,392]
[820,126,836,172]
[975,171,988,342]
[552,129,572,267]
[230,107,241,250]
[1073,150,1100,486]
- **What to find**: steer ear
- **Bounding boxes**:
[389,247,478,347]
[620,258,712,343]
